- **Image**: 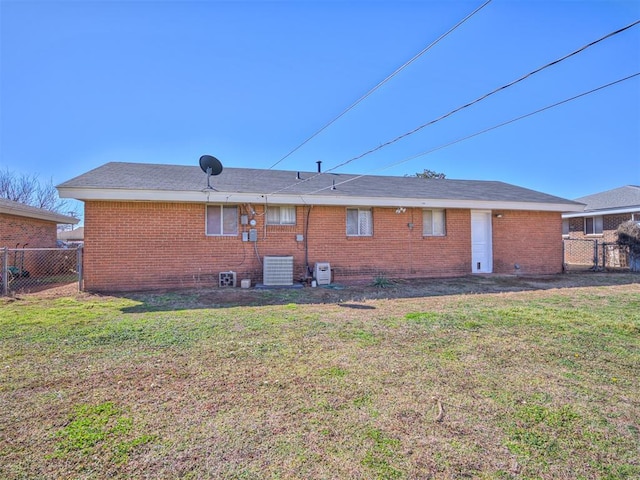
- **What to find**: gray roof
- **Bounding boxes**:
[58,162,580,210]
[574,185,640,212]
[0,198,79,224]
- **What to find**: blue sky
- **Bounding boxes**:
[1,0,639,220]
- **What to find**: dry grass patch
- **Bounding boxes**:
[1,280,639,479]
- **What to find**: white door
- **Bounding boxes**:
[471,210,492,273]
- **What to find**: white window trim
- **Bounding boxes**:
[266,205,296,225]
[346,208,373,237]
[423,208,446,236]
[584,215,603,236]
[206,204,238,236]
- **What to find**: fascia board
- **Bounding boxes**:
[562,206,640,218]
[58,187,582,212]
[0,205,79,224]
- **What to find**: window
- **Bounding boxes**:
[562,219,569,236]
[206,205,238,236]
[266,206,296,225]
[346,208,372,236]
[584,216,603,235]
[423,209,446,236]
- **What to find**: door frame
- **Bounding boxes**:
[471,209,493,274]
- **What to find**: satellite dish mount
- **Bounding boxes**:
[199,155,223,190]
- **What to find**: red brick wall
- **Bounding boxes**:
[566,213,639,243]
[83,201,563,291]
[493,210,563,274]
[0,213,58,248]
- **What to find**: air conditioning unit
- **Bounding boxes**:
[263,256,294,286]
[314,262,331,285]
[219,271,236,287]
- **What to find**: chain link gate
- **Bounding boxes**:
[563,239,630,271]
[1,246,83,296]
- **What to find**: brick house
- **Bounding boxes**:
[57,162,583,292]
[58,226,84,246]
[562,185,640,241]
[562,185,640,268]
[1,198,79,278]
[0,198,79,248]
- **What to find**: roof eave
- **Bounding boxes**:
[562,206,640,218]
[58,187,583,212]
[0,205,79,224]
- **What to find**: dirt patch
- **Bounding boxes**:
[167,272,640,307]
[14,272,637,308]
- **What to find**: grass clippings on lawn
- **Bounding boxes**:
[0,274,639,479]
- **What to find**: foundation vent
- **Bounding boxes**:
[219,271,236,287]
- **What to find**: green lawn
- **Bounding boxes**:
[1,283,639,479]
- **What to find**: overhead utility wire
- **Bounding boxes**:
[264,0,493,171]
[266,18,640,196]
[307,72,640,194]
[322,19,640,175]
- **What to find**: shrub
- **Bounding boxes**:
[617,220,640,271]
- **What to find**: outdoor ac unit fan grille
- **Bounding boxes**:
[314,262,331,285]
[219,271,236,287]
[263,256,294,286]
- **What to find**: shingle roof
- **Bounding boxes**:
[57,162,582,211]
[574,185,640,212]
[0,198,79,224]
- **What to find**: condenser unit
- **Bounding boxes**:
[314,262,331,285]
[263,256,294,286]
[219,271,236,287]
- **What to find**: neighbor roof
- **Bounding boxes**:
[58,162,583,212]
[58,226,84,242]
[563,185,640,218]
[0,198,79,224]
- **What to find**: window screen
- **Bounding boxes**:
[423,209,446,236]
[206,205,238,236]
[346,208,372,236]
[266,206,296,225]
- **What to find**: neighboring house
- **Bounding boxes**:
[57,162,583,292]
[1,198,79,248]
[1,198,79,278]
[562,185,640,242]
[58,226,84,246]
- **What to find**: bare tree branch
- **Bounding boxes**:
[0,168,68,213]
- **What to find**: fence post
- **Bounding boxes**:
[77,246,83,292]
[2,247,7,296]
[593,240,599,270]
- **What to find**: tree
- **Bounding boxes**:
[412,169,446,179]
[0,168,68,213]
[617,220,640,272]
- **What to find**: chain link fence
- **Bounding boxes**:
[1,247,82,296]
[563,239,630,271]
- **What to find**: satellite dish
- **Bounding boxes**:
[199,155,223,189]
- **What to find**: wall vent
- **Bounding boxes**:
[219,271,236,287]
[263,256,294,286]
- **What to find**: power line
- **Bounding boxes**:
[264,0,493,171]
[267,19,640,196]
[306,72,640,194]
[323,19,640,174]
